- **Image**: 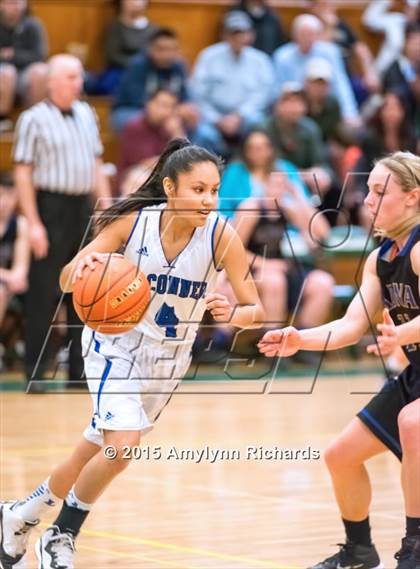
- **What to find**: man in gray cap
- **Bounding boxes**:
[191,10,274,157]
[304,57,355,147]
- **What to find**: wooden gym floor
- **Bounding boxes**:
[1,373,402,568]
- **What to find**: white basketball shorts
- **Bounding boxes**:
[81,327,192,447]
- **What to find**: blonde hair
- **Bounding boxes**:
[373,151,420,240]
[376,151,420,192]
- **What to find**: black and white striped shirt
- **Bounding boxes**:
[13,100,103,195]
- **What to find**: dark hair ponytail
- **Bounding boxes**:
[96,138,222,232]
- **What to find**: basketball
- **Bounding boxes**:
[72,255,150,334]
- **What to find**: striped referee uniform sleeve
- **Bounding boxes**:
[91,107,104,157]
[13,110,38,164]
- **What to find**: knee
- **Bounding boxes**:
[26,62,48,83]
[398,406,420,453]
[306,270,335,297]
[324,440,344,472]
[262,275,286,294]
[0,64,18,85]
[106,452,131,473]
[103,432,141,472]
[262,263,287,289]
[324,438,359,473]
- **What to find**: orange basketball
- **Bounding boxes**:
[72,255,150,334]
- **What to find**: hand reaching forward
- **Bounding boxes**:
[366,308,398,357]
[258,327,302,357]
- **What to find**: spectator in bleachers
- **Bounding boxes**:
[0,171,29,327]
[13,54,110,391]
[111,27,198,132]
[363,0,419,75]
[191,10,275,158]
[219,129,311,218]
[303,58,356,182]
[309,0,380,104]
[359,89,417,165]
[272,14,360,125]
[263,83,333,199]
[382,23,420,121]
[345,89,417,227]
[263,82,346,226]
[304,58,354,145]
[118,87,185,178]
[225,0,287,55]
[106,0,156,69]
[0,0,48,131]
[86,0,157,96]
[233,170,334,336]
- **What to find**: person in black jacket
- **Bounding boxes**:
[111,28,199,133]
[226,0,287,55]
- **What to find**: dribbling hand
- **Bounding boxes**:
[72,252,124,284]
[205,293,233,322]
[366,308,398,357]
[258,327,302,357]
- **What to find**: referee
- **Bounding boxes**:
[14,54,110,391]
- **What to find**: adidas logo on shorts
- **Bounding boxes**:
[104,411,114,422]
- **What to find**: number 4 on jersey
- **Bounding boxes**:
[155,303,179,338]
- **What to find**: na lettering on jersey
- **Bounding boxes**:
[385,282,419,311]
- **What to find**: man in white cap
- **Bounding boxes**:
[273,14,360,125]
[191,10,275,157]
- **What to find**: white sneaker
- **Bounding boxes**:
[35,526,75,569]
[0,501,38,569]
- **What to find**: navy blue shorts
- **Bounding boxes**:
[357,364,420,461]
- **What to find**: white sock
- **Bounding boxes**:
[65,487,92,512]
[13,477,60,522]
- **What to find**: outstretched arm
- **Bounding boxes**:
[258,249,383,356]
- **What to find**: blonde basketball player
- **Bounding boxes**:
[0,139,264,569]
[259,151,420,569]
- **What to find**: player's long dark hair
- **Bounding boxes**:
[96,138,223,232]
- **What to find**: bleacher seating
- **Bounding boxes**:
[0,0,400,173]
[1,4,406,213]
[28,0,388,71]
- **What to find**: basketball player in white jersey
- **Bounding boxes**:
[0,139,265,569]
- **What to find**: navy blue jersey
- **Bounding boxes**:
[377,225,420,371]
